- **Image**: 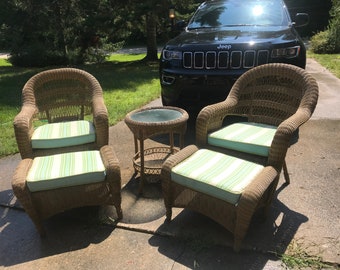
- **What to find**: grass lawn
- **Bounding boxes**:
[0,54,161,157]
[307,51,340,78]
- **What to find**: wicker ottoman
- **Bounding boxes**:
[161,145,279,252]
[12,145,122,235]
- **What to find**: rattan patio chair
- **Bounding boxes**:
[14,68,109,159]
[12,145,122,235]
[196,63,319,184]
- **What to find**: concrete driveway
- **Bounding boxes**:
[306,58,340,120]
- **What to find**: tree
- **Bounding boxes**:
[131,0,167,61]
[0,0,128,66]
[328,0,340,52]
[0,0,218,66]
[128,0,202,61]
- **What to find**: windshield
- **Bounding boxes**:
[187,0,289,29]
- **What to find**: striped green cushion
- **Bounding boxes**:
[171,149,264,204]
[26,150,106,192]
[208,122,277,157]
[31,120,96,149]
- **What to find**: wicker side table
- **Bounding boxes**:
[124,106,189,193]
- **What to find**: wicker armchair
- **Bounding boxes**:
[196,63,319,184]
[14,68,109,159]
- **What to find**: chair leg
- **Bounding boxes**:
[115,205,123,220]
[33,219,46,237]
[233,237,242,252]
[162,188,173,222]
[19,200,46,236]
[283,160,290,184]
[165,207,172,222]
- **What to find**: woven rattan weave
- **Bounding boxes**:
[196,63,319,184]
[161,63,318,251]
[12,145,122,235]
[133,146,179,177]
[125,106,189,193]
[14,68,109,159]
[161,145,279,252]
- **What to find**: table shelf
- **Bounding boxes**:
[133,147,179,182]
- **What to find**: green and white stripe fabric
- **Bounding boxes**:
[208,122,277,157]
[31,120,96,149]
[171,149,264,204]
[26,150,106,192]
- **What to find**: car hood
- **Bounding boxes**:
[165,26,299,48]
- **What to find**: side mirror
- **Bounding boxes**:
[294,13,309,27]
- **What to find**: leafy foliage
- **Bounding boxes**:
[124,0,202,61]
[328,0,340,52]
[284,0,332,37]
[0,0,128,66]
[0,0,202,65]
[310,0,340,54]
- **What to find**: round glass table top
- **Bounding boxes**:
[130,108,183,123]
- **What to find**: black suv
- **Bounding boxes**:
[160,0,309,108]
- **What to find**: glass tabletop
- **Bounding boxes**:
[130,108,183,123]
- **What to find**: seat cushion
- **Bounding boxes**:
[31,120,96,149]
[26,150,106,192]
[171,149,264,204]
[208,122,277,157]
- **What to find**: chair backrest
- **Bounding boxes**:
[226,63,319,126]
[22,68,103,123]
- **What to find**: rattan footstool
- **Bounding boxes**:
[161,145,279,251]
[12,145,123,235]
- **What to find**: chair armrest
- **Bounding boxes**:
[196,99,237,146]
[13,106,37,159]
[92,97,109,147]
[268,108,312,169]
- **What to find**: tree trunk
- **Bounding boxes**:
[145,12,158,61]
[53,2,68,57]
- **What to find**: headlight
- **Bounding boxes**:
[272,46,300,58]
[162,50,182,60]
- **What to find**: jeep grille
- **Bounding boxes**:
[183,50,270,70]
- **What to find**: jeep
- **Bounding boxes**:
[160,0,309,109]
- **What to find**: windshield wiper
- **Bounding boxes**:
[187,26,217,30]
[221,24,255,27]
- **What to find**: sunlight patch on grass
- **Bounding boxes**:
[307,51,340,79]
[104,78,160,125]
[0,58,11,66]
[0,125,17,156]
[106,54,146,62]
